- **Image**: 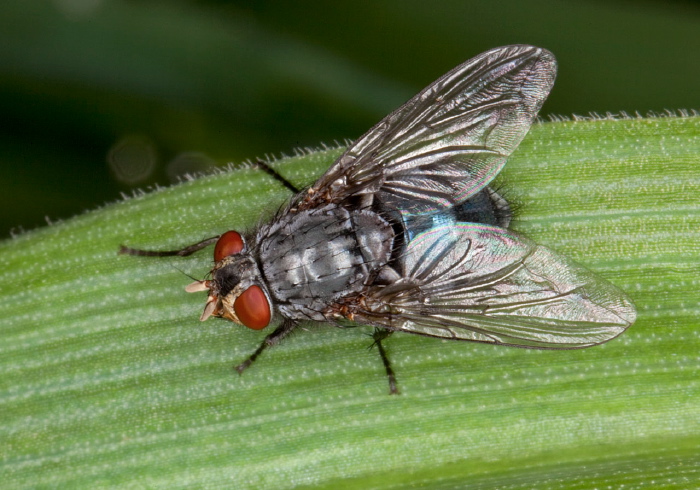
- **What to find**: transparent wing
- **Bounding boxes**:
[357,224,636,348]
[309,45,557,215]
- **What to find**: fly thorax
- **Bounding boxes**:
[257,203,394,321]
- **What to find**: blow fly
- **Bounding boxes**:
[120,45,636,394]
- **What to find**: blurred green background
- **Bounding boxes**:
[0,0,698,238]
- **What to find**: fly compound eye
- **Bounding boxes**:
[214,231,245,262]
[233,285,271,330]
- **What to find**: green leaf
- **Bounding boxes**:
[1,115,698,488]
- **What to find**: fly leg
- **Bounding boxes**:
[119,236,220,257]
[254,160,300,194]
[370,328,399,395]
[235,319,298,374]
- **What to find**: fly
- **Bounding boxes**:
[120,45,636,394]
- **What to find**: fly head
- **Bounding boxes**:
[186,230,272,330]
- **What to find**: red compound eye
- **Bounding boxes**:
[234,285,271,330]
[214,231,244,262]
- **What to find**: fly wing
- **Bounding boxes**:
[309,45,556,214]
[358,224,636,348]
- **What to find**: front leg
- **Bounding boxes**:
[235,319,298,374]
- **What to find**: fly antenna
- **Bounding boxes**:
[169,263,202,283]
